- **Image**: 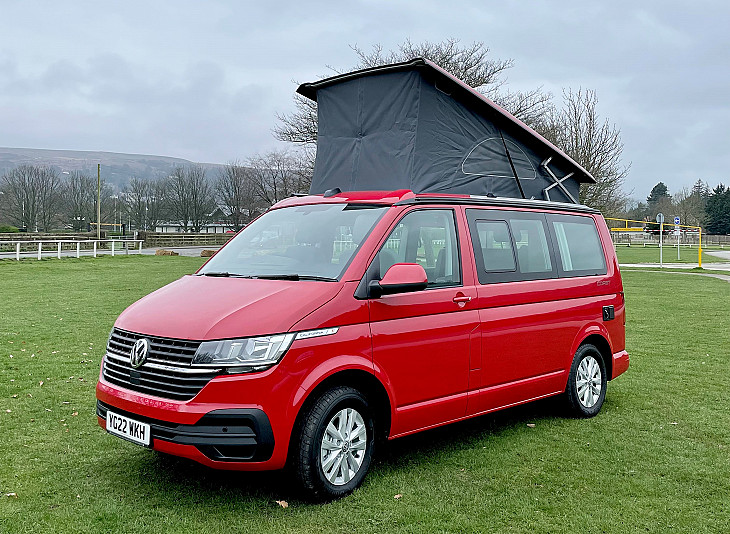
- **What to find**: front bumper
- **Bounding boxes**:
[97,400,274,463]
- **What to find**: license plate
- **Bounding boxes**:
[106,411,151,446]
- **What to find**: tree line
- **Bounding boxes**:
[626,180,730,234]
[0,150,311,233]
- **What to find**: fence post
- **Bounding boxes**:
[138,240,142,252]
[76,242,80,258]
[111,241,115,257]
[16,242,20,261]
[37,242,42,260]
[93,241,97,258]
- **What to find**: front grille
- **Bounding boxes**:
[103,328,219,401]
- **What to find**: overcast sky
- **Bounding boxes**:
[1,1,727,198]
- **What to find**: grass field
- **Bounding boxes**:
[1,256,729,533]
[614,245,725,264]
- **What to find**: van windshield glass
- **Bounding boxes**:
[198,204,388,280]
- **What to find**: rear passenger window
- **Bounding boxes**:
[467,209,558,284]
[510,218,552,274]
[476,221,515,271]
[549,215,606,276]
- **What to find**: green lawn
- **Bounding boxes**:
[615,245,725,264]
[1,256,729,533]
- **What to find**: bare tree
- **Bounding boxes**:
[673,187,705,227]
[167,166,215,232]
[274,38,552,146]
[248,150,312,206]
[63,171,97,231]
[123,177,168,231]
[215,162,261,230]
[0,165,63,231]
[537,89,630,215]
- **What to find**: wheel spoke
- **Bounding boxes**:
[340,454,350,483]
[350,439,367,450]
[321,439,340,451]
[326,421,344,442]
[323,449,339,470]
[350,425,366,441]
[338,410,347,438]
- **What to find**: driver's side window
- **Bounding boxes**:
[377,209,461,287]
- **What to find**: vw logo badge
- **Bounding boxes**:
[130,338,149,369]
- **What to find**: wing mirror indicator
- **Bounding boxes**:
[368,263,428,298]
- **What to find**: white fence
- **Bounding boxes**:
[1,239,144,261]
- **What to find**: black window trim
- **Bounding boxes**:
[466,208,559,285]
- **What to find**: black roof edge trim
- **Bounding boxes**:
[394,196,600,215]
[297,58,426,100]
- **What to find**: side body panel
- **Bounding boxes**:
[368,206,479,436]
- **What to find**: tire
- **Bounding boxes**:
[564,344,607,418]
[292,386,375,501]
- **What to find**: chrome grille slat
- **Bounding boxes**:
[103,328,215,401]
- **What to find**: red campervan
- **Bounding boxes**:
[96,190,629,500]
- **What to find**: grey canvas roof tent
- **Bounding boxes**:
[298,58,595,204]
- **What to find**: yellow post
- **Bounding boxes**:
[698,228,702,268]
[97,163,101,240]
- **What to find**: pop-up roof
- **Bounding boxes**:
[298,58,595,203]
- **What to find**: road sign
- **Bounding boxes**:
[674,216,680,225]
[656,213,665,224]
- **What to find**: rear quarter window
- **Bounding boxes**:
[548,214,607,277]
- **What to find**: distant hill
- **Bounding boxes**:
[0,147,224,191]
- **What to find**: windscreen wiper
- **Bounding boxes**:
[198,272,251,278]
[252,274,337,282]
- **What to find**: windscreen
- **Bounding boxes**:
[199,204,388,280]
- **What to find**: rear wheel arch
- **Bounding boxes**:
[580,333,613,380]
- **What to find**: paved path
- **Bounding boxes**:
[622,268,730,284]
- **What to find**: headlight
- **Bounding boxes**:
[192,333,295,373]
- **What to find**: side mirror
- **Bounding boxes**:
[368,263,428,298]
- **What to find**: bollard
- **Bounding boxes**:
[111,241,115,257]
[37,242,42,260]
[57,241,62,259]
[16,242,20,261]
[93,241,97,258]
[76,242,81,258]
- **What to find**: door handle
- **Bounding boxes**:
[453,295,472,304]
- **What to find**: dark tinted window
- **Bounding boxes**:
[509,218,552,274]
[467,208,558,284]
[549,215,606,276]
[475,221,516,271]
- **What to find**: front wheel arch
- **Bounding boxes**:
[288,370,392,463]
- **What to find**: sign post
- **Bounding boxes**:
[674,216,681,260]
[656,213,665,267]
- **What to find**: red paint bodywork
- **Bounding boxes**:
[97,190,629,470]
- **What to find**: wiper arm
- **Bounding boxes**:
[251,274,338,281]
[253,274,300,280]
[198,272,251,278]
